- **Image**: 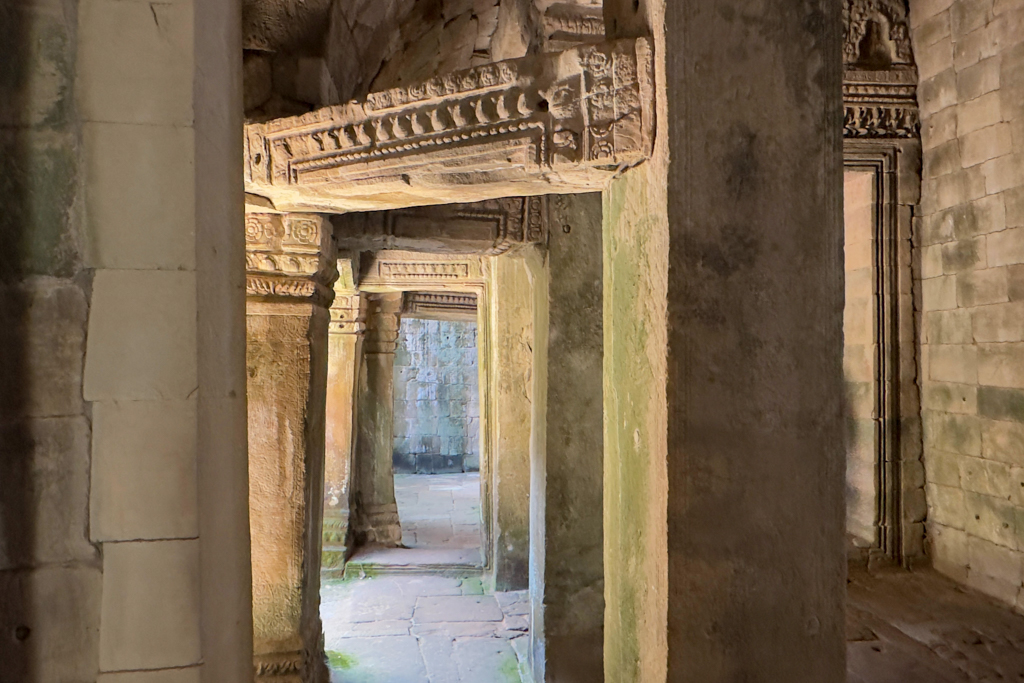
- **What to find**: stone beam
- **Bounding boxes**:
[245,213,336,683]
[333,197,547,255]
[244,39,654,213]
[403,292,478,322]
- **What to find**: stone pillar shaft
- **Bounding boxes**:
[246,213,336,683]
[350,292,404,547]
[323,289,366,572]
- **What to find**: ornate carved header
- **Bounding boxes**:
[404,292,478,321]
[358,251,486,292]
[543,3,605,52]
[842,0,919,140]
[244,39,654,213]
[334,196,546,255]
[245,213,338,307]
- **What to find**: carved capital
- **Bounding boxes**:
[329,292,367,335]
[244,39,654,212]
[246,213,338,307]
[363,293,402,355]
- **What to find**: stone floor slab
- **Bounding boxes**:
[454,637,522,683]
[415,595,504,623]
[326,636,429,683]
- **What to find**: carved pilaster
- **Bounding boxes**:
[323,286,368,572]
[350,293,404,547]
[247,212,335,683]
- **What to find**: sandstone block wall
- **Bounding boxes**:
[0,0,102,678]
[910,0,1024,610]
[393,318,481,473]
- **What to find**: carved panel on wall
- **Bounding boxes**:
[842,0,919,140]
[333,196,547,255]
[244,39,653,213]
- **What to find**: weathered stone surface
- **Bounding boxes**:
[0,416,95,570]
[0,565,102,683]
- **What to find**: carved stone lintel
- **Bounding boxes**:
[333,196,547,255]
[244,39,654,213]
[359,251,486,292]
[404,292,478,321]
[246,214,338,307]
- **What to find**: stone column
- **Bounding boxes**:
[245,213,336,683]
[601,1,845,681]
[350,292,404,547]
[488,251,541,591]
[322,283,367,573]
[536,193,604,683]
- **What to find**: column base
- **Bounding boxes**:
[352,502,403,546]
[254,649,327,683]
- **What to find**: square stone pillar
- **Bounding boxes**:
[349,292,404,547]
[323,279,367,572]
[535,193,605,683]
[602,1,846,680]
[245,213,337,683]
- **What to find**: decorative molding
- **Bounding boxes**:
[843,70,920,139]
[359,251,486,292]
[244,39,654,213]
[363,294,402,355]
[254,651,303,679]
[543,3,605,51]
[246,214,338,307]
[404,292,478,320]
[329,292,367,335]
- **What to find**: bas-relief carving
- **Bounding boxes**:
[842,0,919,140]
[358,251,487,292]
[244,39,654,212]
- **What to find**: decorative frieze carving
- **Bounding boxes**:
[543,3,605,52]
[843,69,919,139]
[359,251,486,292]
[404,292,478,320]
[244,39,653,213]
[246,214,338,307]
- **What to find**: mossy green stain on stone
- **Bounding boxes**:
[0,132,79,280]
[979,386,1024,424]
[498,652,522,682]
[325,650,357,669]
[602,169,664,683]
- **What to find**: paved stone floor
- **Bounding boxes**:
[848,566,1024,681]
[349,473,484,569]
[321,575,530,683]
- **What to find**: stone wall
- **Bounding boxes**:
[393,318,481,473]
[909,0,1024,610]
[0,1,100,678]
